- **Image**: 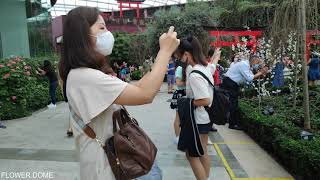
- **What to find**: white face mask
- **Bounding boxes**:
[92,31,115,56]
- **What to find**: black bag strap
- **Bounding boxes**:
[190,70,215,109]
[190,70,214,88]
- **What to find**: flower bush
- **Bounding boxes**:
[0,56,63,120]
[232,33,302,100]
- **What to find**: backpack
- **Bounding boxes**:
[190,70,230,125]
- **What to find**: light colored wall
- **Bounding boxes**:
[0,0,30,58]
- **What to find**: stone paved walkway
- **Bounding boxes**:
[0,84,293,180]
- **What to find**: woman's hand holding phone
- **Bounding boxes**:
[159,26,180,56]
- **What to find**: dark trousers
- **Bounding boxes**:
[221,77,240,127]
[49,81,58,105]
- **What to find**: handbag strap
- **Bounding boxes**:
[69,105,104,147]
[69,104,132,145]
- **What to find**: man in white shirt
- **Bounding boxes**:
[222,55,268,130]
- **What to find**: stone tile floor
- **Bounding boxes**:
[0,84,293,180]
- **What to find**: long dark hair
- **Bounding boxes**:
[181,62,187,82]
[174,49,187,82]
[59,6,112,101]
[179,36,207,66]
[43,60,53,72]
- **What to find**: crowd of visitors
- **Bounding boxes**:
[112,61,138,82]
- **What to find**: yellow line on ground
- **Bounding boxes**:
[213,143,236,179]
[214,141,255,145]
[234,178,294,180]
[213,143,295,180]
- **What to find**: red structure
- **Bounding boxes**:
[118,0,145,18]
[210,30,320,58]
[307,30,320,58]
[209,30,263,53]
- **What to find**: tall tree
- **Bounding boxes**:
[298,0,311,130]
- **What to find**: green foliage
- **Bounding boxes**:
[0,56,63,120]
[213,0,276,28]
[110,32,150,66]
[146,3,219,57]
[240,94,320,179]
[130,70,142,80]
[110,32,131,64]
[241,88,320,131]
[128,33,150,65]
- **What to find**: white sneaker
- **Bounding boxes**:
[174,136,179,145]
[207,138,213,145]
[47,103,56,109]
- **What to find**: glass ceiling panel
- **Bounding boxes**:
[43,0,195,18]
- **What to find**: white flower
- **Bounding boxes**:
[241,37,248,42]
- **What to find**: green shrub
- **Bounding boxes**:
[0,56,63,120]
[109,32,131,64]
[146,3,220,57]
[240,97,320,179]
[130,70,142,80]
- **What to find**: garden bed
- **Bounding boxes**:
[0,56,63,120]
[239,88,320,180]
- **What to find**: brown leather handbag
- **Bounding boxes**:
[104,107,157,180]
[70,105,157,180]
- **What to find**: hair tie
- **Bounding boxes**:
[187,36,193,42]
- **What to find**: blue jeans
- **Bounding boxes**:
[136,160,162,180]
[49,81,58,105]
[167,74,175,86]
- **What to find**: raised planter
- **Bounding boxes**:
[240,99,320,180]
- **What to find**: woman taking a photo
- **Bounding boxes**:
[59,6,179,180]
[179,36,220,180]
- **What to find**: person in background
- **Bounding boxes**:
[0,121,6,129]
[206,48,221,132]
[222,55,269,130]
[130,65,135,73]
[142,58,153,76]
[167,57,176,93]
[112,62,120,78]
[215,65,224,86]
[120,62,127,82]
[272,56,289,88]
[179,36,221,180]
[207,48,224,87]
[171,50,187,144]
[37,60,58,109]
[308,52,320,86]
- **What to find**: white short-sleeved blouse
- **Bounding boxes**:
[67,68,128,180]
[186,65,214,124]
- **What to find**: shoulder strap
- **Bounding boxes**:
[68,105,104,147]
[190,70,214,88]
